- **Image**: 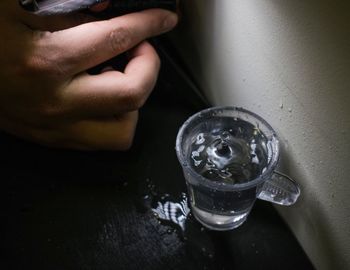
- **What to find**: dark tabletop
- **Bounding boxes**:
[0,37,314,270]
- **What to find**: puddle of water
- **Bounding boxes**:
[151,192,190,232]
[134,178,233,270]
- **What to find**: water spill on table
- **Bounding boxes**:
[151,192,190,231]
[134,178,233,270]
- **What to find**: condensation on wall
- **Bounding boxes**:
[171,1,350,269]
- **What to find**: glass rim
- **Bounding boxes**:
[175,106,280,191]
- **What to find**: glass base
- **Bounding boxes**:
[192,205,249,231]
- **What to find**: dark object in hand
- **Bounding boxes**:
[19,0,177,16]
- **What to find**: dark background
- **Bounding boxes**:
[0,37,314,270]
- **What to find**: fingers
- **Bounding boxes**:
[0,111,138,151]
[44,8,177,75]
[62,111,138,150]
[62,41,160,117]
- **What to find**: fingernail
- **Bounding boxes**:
[163,13,178,32]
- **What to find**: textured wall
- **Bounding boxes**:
[172,1,350,269]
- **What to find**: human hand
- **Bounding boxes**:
[0,0,178,150]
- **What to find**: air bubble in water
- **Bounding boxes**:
[188,118,269,184]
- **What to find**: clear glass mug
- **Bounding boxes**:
[175,107,300,231]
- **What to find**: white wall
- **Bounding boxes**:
[172,1,350,269]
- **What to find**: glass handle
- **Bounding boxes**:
[257,171,301,206]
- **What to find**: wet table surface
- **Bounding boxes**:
[0,38,314,270]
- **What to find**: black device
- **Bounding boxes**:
[19,0,177,16]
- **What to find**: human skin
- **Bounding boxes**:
[0,0,178,150]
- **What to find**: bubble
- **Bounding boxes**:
[189,117,269,185]
[196,133,205,145]
[221,131,231,140]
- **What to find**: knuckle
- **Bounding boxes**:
[108,25,133,53]
[19,54,64,79]
[18,54,48,76]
